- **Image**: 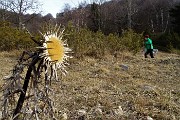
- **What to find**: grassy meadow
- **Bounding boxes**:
[0,51,180,120]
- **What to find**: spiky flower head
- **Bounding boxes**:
[39,25,72,78]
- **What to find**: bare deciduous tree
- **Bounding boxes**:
[0,0,41,29]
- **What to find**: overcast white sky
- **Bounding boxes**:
[39,0,88,17]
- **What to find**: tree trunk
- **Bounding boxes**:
[127,0,132,29]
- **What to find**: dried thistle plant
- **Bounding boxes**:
[1,24,72,120]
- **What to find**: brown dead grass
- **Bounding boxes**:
[0,51,180,119]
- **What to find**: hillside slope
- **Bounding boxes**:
[0,51,180,120]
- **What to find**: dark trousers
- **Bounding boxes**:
[145,49,154,58]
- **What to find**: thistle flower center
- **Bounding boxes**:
[47,37,64,62]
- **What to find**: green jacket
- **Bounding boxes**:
[145,38,153,49]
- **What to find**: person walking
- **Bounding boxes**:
[144,35,154,58]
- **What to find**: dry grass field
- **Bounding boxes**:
[0,51,180,120]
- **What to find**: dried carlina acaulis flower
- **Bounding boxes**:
[2,24,72,120]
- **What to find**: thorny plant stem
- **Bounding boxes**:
[13,55,40,119]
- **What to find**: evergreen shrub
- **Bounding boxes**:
[65,24,143,58]
[0,21,35,51]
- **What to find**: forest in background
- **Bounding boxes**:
[0,0,180,57]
